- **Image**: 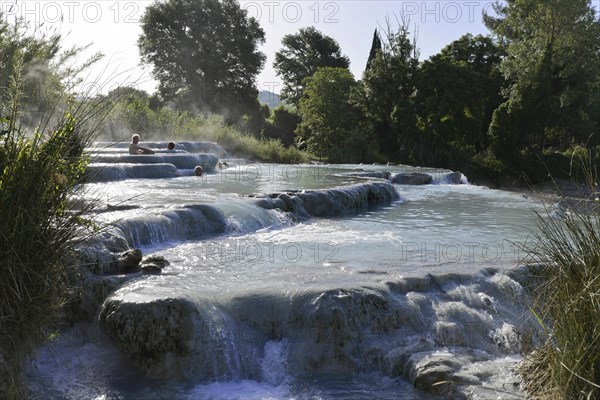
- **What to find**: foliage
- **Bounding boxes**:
[296,67,362,161]
[365,29,382,71]
[415,34,505,170]
[485,0,600,174]
[0,16,103,398]
[127,0,600,183]
[263,105,301,147]
[0,114,93,400]
[274,27,349,107]
[358,20,419,161]
[213,125,307,163]
[0,17,101,125]
[138,0,266,126]
[521,154,600,398]
[100,91,307,163]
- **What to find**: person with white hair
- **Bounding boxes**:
[128,134,155,155]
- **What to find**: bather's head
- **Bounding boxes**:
[132,134,140,144]
[194,166,204,177]
[167,141,175,150]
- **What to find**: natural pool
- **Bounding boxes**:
[28,161,541,399]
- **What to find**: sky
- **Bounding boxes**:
[0,1,499,95]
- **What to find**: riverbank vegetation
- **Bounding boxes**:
[127,0,600,184]
[0,16,104,399]
[522,155,600,398]
[98,89,307,163]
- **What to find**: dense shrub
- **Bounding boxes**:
[0,15,102,399]
[522,154,600,399]
[0,107,95,399]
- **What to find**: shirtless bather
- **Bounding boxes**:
[129,134,155,155]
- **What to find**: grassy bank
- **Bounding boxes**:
[0,102,99,398]
[0,16,106,398]
[521,164,600,398]
[100,94,309,163]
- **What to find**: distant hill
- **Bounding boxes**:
[258,90,282,108]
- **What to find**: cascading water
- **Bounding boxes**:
[28,147,540,399]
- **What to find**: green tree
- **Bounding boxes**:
[274,27,349,107]
[359,22,419,161]
[484,0,600,173]
[106,86,149,101]
[138,0,266,124]
[415,34,505,168]
[263,105,301,147]
[296,67,360,161]
[365,29,382,71]
[438,34,504,142]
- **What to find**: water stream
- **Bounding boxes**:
[28,157,540,399]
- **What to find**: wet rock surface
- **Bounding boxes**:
[98,268,534,398]
[141,264,162,274]
[67,236,172,322]
[142,255,170,269]
[254,181,399,219]
[118,249,143,273]
[339,171,392,180]
[141,255,170,274]
[391,172,433,185]
[444,171,463,184]
[99,296,199,379]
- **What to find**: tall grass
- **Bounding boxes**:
[209,123,307,163]
[0,24,107,400]
[101,94,309,163]
[521,150,600,399]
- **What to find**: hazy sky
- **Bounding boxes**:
[1,1,497,95]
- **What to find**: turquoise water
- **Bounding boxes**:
[29,163,538,399]
[84,164,536,288]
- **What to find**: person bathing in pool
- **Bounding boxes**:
[129,134,155,155]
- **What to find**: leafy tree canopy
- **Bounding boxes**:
[296,67,358,160]
[359,22,419,158]
[138,0,266,120]
[485,0,600,151]
[438,34,503,76]
[416,34,505,162]
[274,27,349,107]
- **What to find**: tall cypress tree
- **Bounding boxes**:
[365,29,382,71]
[361,24,419,160]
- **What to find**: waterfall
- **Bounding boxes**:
[99,267,532,392]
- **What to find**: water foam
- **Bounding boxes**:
[39,163,539,398]
[97,266,533,399]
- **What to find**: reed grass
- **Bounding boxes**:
[521,149,600,399]
[0,27,108,400]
